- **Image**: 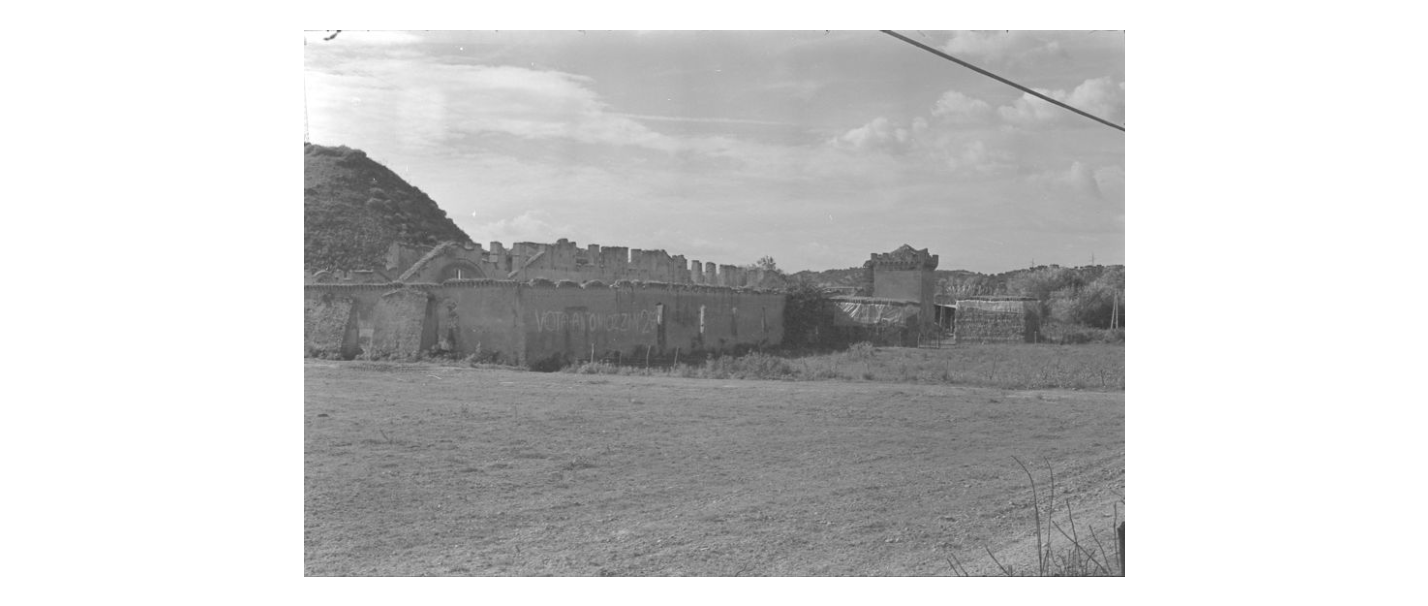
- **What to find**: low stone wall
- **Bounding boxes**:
[303,280,786,366]
[953,299,1041,344]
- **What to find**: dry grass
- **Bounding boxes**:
[305,360,1125,575]
[562,343,1124,391]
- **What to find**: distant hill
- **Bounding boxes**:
[786,267,867,288]
[304,143,472,272]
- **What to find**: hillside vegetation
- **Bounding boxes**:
[788,264,1126,330]
[304,143,472,272]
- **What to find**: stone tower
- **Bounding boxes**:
[864,245,939,323]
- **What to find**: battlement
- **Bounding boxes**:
[311,236,787,289]
[865,244,939,270]
[862,244,942,270]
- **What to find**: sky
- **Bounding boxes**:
[304,30,1124,273]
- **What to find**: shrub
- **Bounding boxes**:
[782,280,840,348]
[528,353,567,372]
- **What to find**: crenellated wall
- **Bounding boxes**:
[306,238,784,289]
[303,279,785,366]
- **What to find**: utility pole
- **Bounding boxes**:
[1111,293,1120,329]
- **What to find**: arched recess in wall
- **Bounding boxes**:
[438,260,487,281]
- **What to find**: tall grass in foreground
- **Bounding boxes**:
[561,342,1124,391]
[947,457,1124,577]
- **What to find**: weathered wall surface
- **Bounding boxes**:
[369,288,434,357]
[302,283,434,360]
[520,283,626,364]
[520,283,784,364]
[304,290,356,357]
[434,280,523,363]
[871,269,926,305]
[953,299,1041,344]
[304,280,786,365]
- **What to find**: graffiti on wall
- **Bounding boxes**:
[535,309,662,334]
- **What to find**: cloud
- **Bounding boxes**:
[833,116,908,152]
[930,90,994,126]
[998,76,1125,128]
[829,90,1013,175]
[468,210,572,245]
[611,113,798,127]
[1030,161,1121,199]
[942,31,1067,66]
[1062,161,1103,198]
[1014,161,1125,233]
[830,117,912,153]
[946,140,1015,175]
[308,54,692,154]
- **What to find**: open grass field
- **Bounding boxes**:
[305,346,1124,576]
[568,343,1125,391]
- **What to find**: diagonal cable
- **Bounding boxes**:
[881,30,1125,132]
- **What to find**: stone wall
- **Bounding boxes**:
[952,299,1041,344]
[303,280,785,365]
[303,291,355,358]
[308,237,784,289]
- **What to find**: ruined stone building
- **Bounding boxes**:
[305,237,787,366]
[308,238,784,289]
[304,239,1036,366]
[827,245,941,346]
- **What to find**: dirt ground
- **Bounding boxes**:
[305,359,1124,576]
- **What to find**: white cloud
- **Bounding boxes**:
[308,55,692,154]
[1013,161,1125,233]
[930,90,994,126]
[830,90,1015,175]
[1063,161,1104,198]
[998,76,1125,128]
[942,31,1066,66]
[468,210,572,245]
[831,117,912,153]
[1028,161,1116,199]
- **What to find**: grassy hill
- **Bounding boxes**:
[304,143,472,272]
[786,267,867,288]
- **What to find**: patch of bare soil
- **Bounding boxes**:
[305,360,1123,576]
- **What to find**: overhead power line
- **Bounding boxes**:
[880,30,1125,132]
